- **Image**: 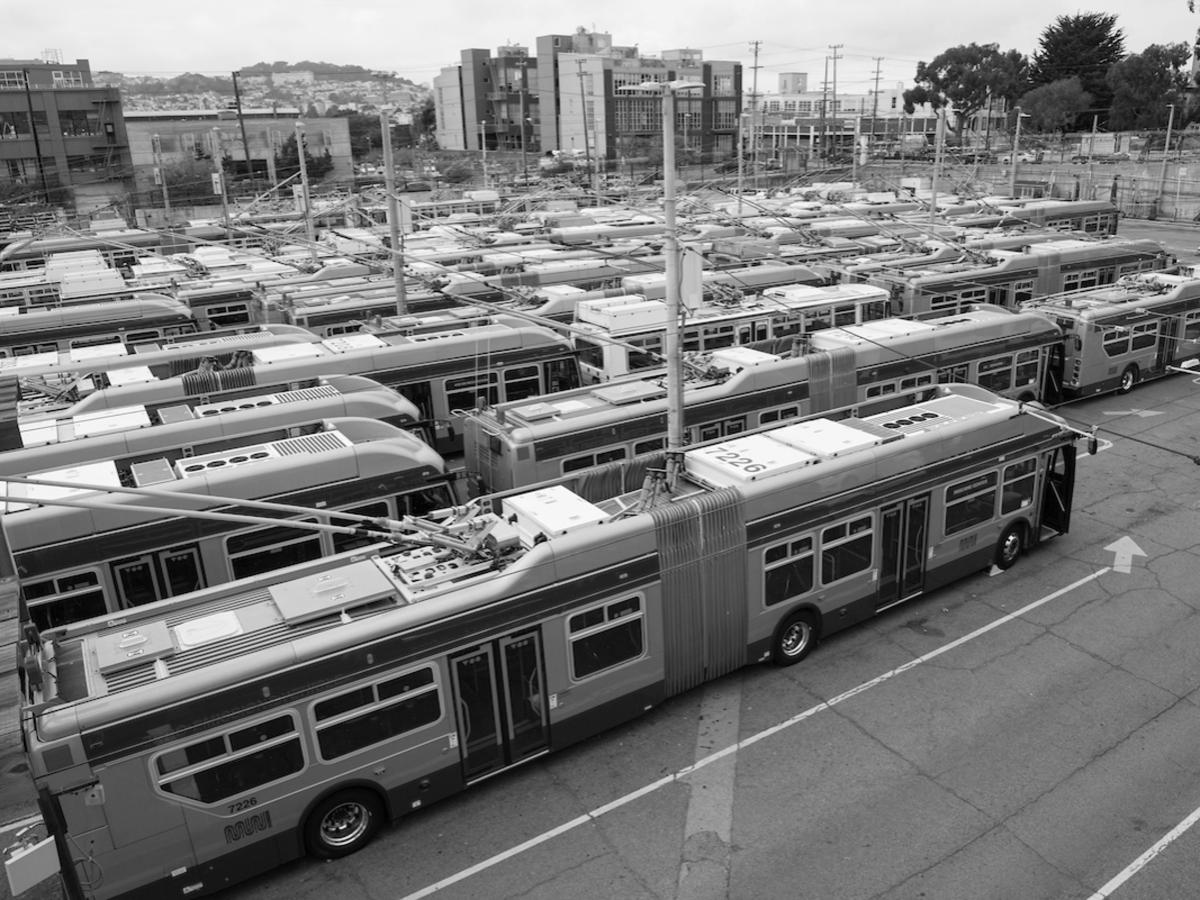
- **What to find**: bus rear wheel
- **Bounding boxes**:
[1119,365,1139,394]
[994,523,1025,571]
[304,789,384,860]
[773,610,818,666]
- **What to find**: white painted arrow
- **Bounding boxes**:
[1102,409,1163,418]
[1105,536,1146,574]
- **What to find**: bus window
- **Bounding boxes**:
[400,485,455,517]
[314,667,441,761]
[156,714,304,803]
[1001,458,1038,514]
[446,372,499,410]
[976,356,1014,393]
[937,364,968,384]
[227,521,322,579]
[820,515,873,585]
[1130,322,1157,352]
[634,437,666,455]
[944,472,998,535]
[23,570,106,631]
[1102,329,1129,357]
[504,365,542,402]
[764,536,814,606]
[568,595,645,680]
[544,357,579,393]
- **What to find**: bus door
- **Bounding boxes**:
[1043,343,1066,405]
[1154,313,1180,374]
[1040,445,1075,536]
[112,546,205,608]
[449,629,549,783]
[877,495,930,611]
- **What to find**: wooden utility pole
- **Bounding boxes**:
[869,58,883,153]
[829,44,843,156]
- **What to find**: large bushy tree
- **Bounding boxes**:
[1107,42,1192,129]
[903,43,1028,142]
[1019,78,1093,134]
[1029,13,1125,129]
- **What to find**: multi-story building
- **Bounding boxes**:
[435,30,742,171]
[0,55,134,216]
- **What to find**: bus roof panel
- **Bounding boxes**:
[685,432,819,486]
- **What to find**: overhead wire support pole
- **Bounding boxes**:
[749,40,761,185]
[294,120,318,265]
[379,107,407,315]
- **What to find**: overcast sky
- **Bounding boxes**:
[9,1,1198,92]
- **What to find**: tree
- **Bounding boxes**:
[903,43,1028,142]
[1107,43,1192,129]
[274,133,334,182]
[1029,13,1125,129]
[1019,78,1093,134]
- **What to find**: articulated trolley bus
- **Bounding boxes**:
[866,237,1174,318]
[1023,272,1200,399]
[0,295,197,357]
[14,383,1080,899]
[4,416,454,631]
[28,320,583,457]
[572,283,890,382]
[464,304,1064,495]
[0,379,422,472]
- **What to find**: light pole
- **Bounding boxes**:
[211,127,231,241]
[1008,107,1029,199]
[616,79,704,489]
[294,121,317,264]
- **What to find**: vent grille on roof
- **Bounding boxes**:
[872,409,944,435]
[272,430,352,456]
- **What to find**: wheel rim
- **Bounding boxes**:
[781,619,812,657]
[320,800,370,848]
[1121,370,1134,391]
[1000,531,1021,566]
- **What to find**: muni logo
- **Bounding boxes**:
[224,810,272,844]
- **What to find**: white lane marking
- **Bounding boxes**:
[1084,803,1200,899]
[399,567,1111,900]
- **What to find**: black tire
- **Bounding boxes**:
[994,523,1024,571]
[772,610,818,666]
[304,789,384,860]
[1118,365,1139,394]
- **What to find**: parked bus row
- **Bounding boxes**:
[4,414,453,631]
[13,383,1081,899]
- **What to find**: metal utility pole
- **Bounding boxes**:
[1008,106,1026,199]
[293,121,317,263]
[21,69,51,203]
[929,108,946,224]
[231,71,252,178]
[829,44,843,158]
[749,40,761,181]
[819,57,829,160]
[211,127,231,241]
[152,134,172,225]
[736,112,745,223]
[379,108,407,315]
[519,77,529,181]
[576,59,599,199]
[869,57,882,154]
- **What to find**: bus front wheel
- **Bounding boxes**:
[304,789,384,860]
[1119,365,1139,394]
[994,524,1025,571]
[773,610,818,666]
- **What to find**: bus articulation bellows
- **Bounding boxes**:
[15,383,1080,899]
